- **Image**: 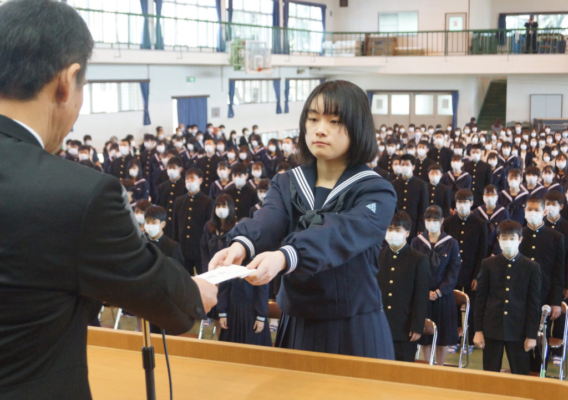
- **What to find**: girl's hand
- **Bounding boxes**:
[208,242,246,271]
[253,320,265,333]
[245,251,287,286]
[220,318,228,329]
[429,291,438,301]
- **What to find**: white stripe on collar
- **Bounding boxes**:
[548,183,559,190]
[491,207,505,220]
[215,180,223,190]
[446,171,455,182]
[477,207,489,220]
[435,235,453,249]
[494,166,503,173]
[322,170,379,208]
[501,191,512,202]
[515,191,528,199]
[531,185,545,195]
[291,167,315,210]
[417,234,431,250]
[456,172,470,181]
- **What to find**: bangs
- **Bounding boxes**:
[308,89,346,123]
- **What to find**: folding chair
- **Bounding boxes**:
[445,290,470,368]
[114,308,123,330]
[423,318,438,366]
[546,302,568,380]
[538,306,551,378]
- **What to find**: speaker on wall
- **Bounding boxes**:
[340,0,348,7]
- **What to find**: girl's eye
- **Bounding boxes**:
[309,118,317,122]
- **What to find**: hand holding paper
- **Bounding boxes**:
[197,265,254,285]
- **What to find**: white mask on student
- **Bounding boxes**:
[471,153,481,162]
[400,166,412,177]
[156,145,165,153]
[526,176,538,185]
[205,145,215,154]
[425,221,441,233]
[144,223,161,238]
[268,145,276,153]
[282,143,293,153]
[78,153,89,161]
[234,176,246,187]
[252,169,262,178]
[217,144,225,153]
[129,168,139,178]
[429,174,441,186]
[488,159,497,167]
[483,196,498,207]
[239,153,248,160]
[251,140,259,148]
[542,173,554,183]
[227,153,236,161]
[502,148,511,156]
[525,211,544,226]
[508,179,520,189]
[135,214,145,225]
[558,161,567,169]
[119,146,130,156]
[546,205,561,219]
[218,170,229,180]
[499,239,519,257]
[186,181,200,193]
[68,148,78,156]
[215,207,229,220]
[167,169,180,180]
[451,161,462,171]
[385,231,407,248]
[456,203,470,215]
[258,191,267,202]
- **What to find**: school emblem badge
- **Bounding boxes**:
[366,203,376,213]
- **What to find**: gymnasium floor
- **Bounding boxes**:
[98,307,564,377]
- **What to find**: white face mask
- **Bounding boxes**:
[516,127,522,134]
[545,128,551,134]
[187,143,195,151]
[144,223,161,238]
[464,129,471,134]
[186,180,200,193]
[488,159,497,167]
[543,156,551,162]
[215,207,229,220]
[546,205,561,219]
[258,191,267,202]
[451,161,462,171]
[217,144,225,153]
[78,153,89,161]
[425,220,441,233]
[558,161,567,169]
[174,142,184,149]
[251,140,259,148]
[471,153,481,162]
[417,148,427,157]
[502,149,511,156]
[218,170,229,180]
[485,144,492,151]
[542,173,554,183]
[282,143,293,153]
[119,146,130,156]
[525,210,544,226]
[428,129,434,134]
[547,138,553,144]
[68,148,78,156]
[429,174,441,186]
[435,138,444,146]
[393,165,401,175]
[499,239,519,257]
[156,145,165,154]
[239,153,248,160]
[552,150,559,157]
[227,153,236,161]
[484,195,498,207]
[378,145,385,152]
[456,203,471,215]
[409,127,415,133]
[381,127,386,132]
[454,148,463,156]
[514,138,521,144]
[268,145,276,153]
[387,146,396,155]
[471,138,478,144]
[129,168,139,178]
[207,128,213,134]
[385,230,407,248]
[407,149,416,156]
[526,176,538,185]
[205,145,215,154]
[234,176,246,187]
[521,145,528,151]
[472,127,478,133]
[157,134,165,140]
[252,169,262,178]
[135,213,145,225]
[167,168,180,180]
[508,179,520,189]
[400,166,412,177]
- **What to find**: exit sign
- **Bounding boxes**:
[186,77,196,83]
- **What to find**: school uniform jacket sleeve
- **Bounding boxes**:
[474,259,489,333]
[527,264,542,339]
[474,220,489,280]
[200,227,211,273]
[550,235,566,306]
[417,180,428,234]
[253,284,269,321]
[171,242,185,266]
[438,240,461,296]
[75,175,206,334]
[280,177,397,275]
[411,255,431,334]
[216,281,231,318]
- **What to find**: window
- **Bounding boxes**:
[80,82,144,115]
[162,0,218,49]
[391,94,410,115]
[283,128,300,138]
[230,80,278,105]
[506,14,568,31]
[288,79,321,102]
[227,0,274,44]
[379,11,418,33]
[261,131,279,144]
[415,94,434,115]
[371,94,388,115]
[69,0,144,45]
[437,95,453,115]
[287,2,325,53]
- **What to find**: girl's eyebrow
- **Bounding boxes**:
[308,109,320,114]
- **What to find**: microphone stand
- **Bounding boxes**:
[142,319,157,400]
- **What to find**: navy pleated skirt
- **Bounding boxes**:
[219,301,272,347]
[275,309,395,360]
[418,293,459,347]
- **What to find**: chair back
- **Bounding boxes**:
[454,290,469,307]
[424,318,436,336]
[268,301,282,320]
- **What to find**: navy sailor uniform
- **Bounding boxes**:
[464,160,493,208]
[226,163,397,359]
[441,171,472,209]
[208,179,230,200]
[492,165,506,191]
[499,188,529,225]
[472,205,510,255]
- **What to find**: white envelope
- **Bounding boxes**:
[197,265,254,285]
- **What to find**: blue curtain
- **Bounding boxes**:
[283,1,290,54]
[216,0,225,52]
[154,0,164,50]
[140,82,151,126]
[273,80,282,114]
[367,91,374,108]
[451,91,459,129]
[177,97,208,132]
[272,0,281,54]
[284,79,290,113]
[228,80,236,118]
[226,0,233,42]
[140,0,151,49]
[498,14,507,45]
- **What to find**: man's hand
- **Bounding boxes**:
[551,305,561,320]
[245,251,287,286]
[219,317,228,329]
[563,288,568,300]
[253,320,265,333]
[471,279,477,291]
[429,291,438,301]
[192,277,218,313]
[473,332,485,349]
[208,242,246,271]
[409,332,421,342]
[524,338,536,352]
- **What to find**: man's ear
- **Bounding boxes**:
[56,63,82,103]
[160,221,166,229]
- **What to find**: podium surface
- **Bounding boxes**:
[87,328,566,400]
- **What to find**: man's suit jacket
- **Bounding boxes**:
[0,115,205,400]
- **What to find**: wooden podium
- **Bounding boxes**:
[87,327,566,400]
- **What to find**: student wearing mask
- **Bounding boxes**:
[501,142,520,173]
[156,157,186,238]
[195,138,221,194]
[209,161,232,200]
[65,140,80,162]
[442,189,488,354]
[140,134,157,179]
[487,152,506,191]
[250,134,266,162]
[523,166,544,198]
[238,145,254,172]
[148,140,167,200]
[411,206,461,366]
[144,206,184,267]
[152,149,180,201]
[474,219,541,375]
[555,153,568,189]
[541,165,564,195]
[473,185,510,256]
[260,138,282,179]
[103,143,118,174]
[464,144,493,208]
[173,168,214,276]
[281,137,298,169]
[224,163,259,221]
[427,132,452,172]
[134,199,153,233]
[250,179,269,218]
[392,155,428,240]
[109,138,134,180]
[227,130,240,151]
[441,155,472,211]
[378,212,430,363]
[248,161,266,189]
[124,158,149,206]
[379,138,398,175]
[414,140,434,182]
[427,164,452,218]
[226,148,238,167]
[519,196,565,373]
[500,169,529,225]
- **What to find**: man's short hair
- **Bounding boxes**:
[497,220,522,238]
[389,212,412,232]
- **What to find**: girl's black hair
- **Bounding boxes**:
[210,194,237,233]
[297,80,377,167]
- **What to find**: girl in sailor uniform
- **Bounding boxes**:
[208,80,397,359]
[411,205,461,366]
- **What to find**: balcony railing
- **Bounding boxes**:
[75,8,567,57]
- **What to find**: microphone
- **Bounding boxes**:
[539,305,551,333]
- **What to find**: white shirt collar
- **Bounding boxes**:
[13,119,44,149]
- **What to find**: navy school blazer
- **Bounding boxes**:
[227,163,397,320]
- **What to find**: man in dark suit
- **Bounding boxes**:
[378,212,430,362]
[0,2,217,398]
[474,220,541,375]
